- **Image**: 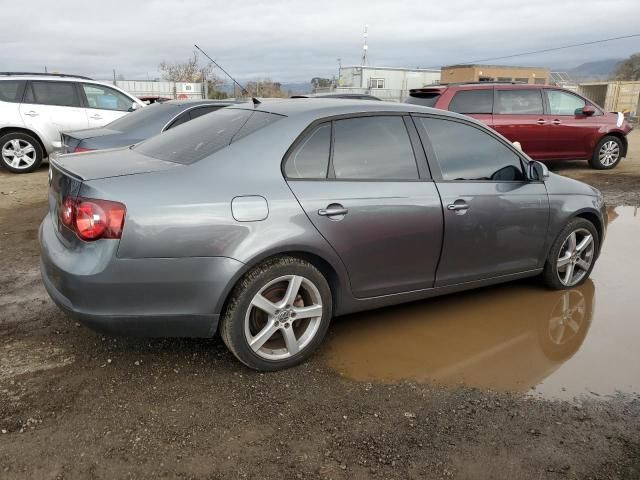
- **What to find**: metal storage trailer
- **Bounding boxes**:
[579,81,640,118]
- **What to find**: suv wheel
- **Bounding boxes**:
[0,131,44,173]
[220,256,332,371]
[589,135,622,170]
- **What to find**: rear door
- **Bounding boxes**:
[19,81,89,151]
[80,83,135,127]
[414,115,549,286]
[492,88,549,159]
[285,114,443,298]
[543,89,602,159]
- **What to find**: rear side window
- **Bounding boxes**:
[134,108,282,164]
[284,124,331,179]
[189,105,221,120]
[28,81,80,107]
[419,117,524,181]
[495,89,544,114]
[332,116,419,180]
[0,80,25,103]
[448,90,493,114]
[406,92,441,107]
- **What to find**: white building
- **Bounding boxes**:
[316,66,441,102]
[113,80,207,100]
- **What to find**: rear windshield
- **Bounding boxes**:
[134,108,283,164]
[106,102,178,131]
[406,92,441,107]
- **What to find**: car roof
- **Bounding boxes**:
[231,97,474,122]
[164,99,243,107]
[291,93,382,100]
[0,73,93,81]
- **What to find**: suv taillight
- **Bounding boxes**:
[74,147,94,153]
[60,197,126,241]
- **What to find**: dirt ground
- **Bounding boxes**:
[1,132,639,479]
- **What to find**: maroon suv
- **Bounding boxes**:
[407,83,633,169]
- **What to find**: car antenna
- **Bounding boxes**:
[194,44,249,97]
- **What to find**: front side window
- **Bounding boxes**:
[29,81,79,107]
[82,84,132,111]
[448,90,493,114]
[0,80,25,103]
[495,89,544,115]
[332,116,419,180]
[284,124,331,179]
[546,90,586,116]
[419,117,524,182]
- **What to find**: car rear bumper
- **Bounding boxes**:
[39,215,244,338]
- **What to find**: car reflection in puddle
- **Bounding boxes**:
[323,206,640,400]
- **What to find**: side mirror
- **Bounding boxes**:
[128,102,139,112]
[530,161,549,181]
[581,105,596,116]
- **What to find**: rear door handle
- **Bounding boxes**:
[90,114,103,120]
[551,119,561,125]
[318,205,348,217]
[24,110,39,117]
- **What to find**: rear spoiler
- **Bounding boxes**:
[409,87,447,96]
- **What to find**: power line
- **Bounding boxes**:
[424,33,640,68]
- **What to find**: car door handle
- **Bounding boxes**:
[551,119,561,125]
[536,118,546,125]
[447,203,469,211]
[318,206,348,217]
[24,110,39,117]
[90,114,103,120]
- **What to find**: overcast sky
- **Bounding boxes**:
[2,0,639,83]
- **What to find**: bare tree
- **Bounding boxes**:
[159,51,222,87]
[613,53,640,81]
[245,78,286,98]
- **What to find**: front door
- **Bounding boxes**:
[19,81,89,151]
[492,88,549,159]
[543,89,603,159]
[415,116,549,287]
[80,83,135,128]
[284,115,443,298]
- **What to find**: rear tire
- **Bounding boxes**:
[0,131,44,173]
[220,256,332,371]
[541,218,599,290]
[589,135,623,170]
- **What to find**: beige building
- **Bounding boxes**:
[441,64,550,85]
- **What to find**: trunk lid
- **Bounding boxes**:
[51,147,180,181]
[61,129,118,153]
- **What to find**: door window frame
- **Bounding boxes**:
[281,112,432,182]
[24,80,83,108]
[411,113,537,184]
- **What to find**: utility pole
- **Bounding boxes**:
[361,24,369,66]
[113,69,116,85]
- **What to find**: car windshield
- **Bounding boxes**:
[105,103,178,131]
[134,108,283,164]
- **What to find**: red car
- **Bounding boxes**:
[406,83,633,169]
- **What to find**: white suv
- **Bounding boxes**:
[0,73,145,173]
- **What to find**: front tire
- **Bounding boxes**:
[542,218,599,290]
[0,131,44,173]
[589,135,623,170]
[220,256,332,371]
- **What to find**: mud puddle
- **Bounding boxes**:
[324,206,640,400]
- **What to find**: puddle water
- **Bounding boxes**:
[323,206,640,400]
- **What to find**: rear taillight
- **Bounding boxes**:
[59,197,126,241]
[73,147,94,153]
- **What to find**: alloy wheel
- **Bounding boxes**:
[244,275,323,360]
[556,228,595,286]
[599,140,620,167]
[1,138,37,170]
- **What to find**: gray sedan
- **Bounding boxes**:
[40,99,607,370]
